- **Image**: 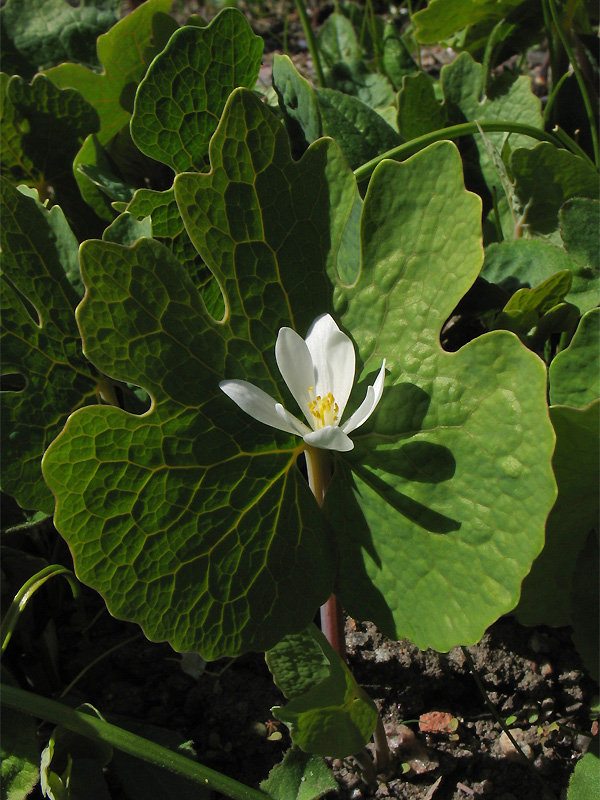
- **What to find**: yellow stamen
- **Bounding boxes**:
[308,388,339,428]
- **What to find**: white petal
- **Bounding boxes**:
[275,403,311,436]
[219,379,299,435]
[304,426,355,452]
[305,314,355,416]
[340,359,386,434]
[275,327,315,423]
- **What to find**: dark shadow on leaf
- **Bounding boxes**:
[355,466,460,535]
[365,441,456,484]
[351,380,432,444]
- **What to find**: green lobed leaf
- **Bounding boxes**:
[0,0,119,75]
[326,141,557,650]
[317,13,361,67]
[481,239,599,315]
[42,88,362,659]
[516,402,599,627]
[560,197,600,273]
[549,309,600,408]
[261,748,337,800]
[272,55,322,156]
[73,133,137,223]
[1,179,100,513]
[397,72,446,140]
[102,212,152,246]
[381,22,418,91]
[441,52,542,196]
[511,143,599,236]
[269,626,378,758]
[413,0,525,44]
[266,627,331,700]
[2,73,101,237]
[125,186,222,318]
[315,87,403,171]
[131,8,263,173]
[44,0,173,145]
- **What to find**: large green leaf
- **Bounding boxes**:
[131,8,263,173]
[42,89,359,659]
[268,626,378,758]
[516,402,599,627]
[44,0,173,145]
[326,141,557,650]
[1,180,99,513]
[43,91,556,658]
[1,0,119,76]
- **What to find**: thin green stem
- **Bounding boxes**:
[462,648,546,789]
[59,633,143,699]
[1,566,79,655]
[294,0,326,87]
[546,0,599,166]
[1,685,269,800]
[551,124,596,165]
[543,70,571,124]
[353,121,573,183]
[304,446,346,659]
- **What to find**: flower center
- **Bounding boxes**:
[307,387,339,429]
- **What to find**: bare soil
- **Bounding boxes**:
[51,607,596,800]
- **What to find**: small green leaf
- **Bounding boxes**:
[560,197,600,273]
[261,748,338,800]
[413,0,524,44]
[131,8,263,172]
[315,88,403,171]
[1,180,99,513]
[567,738,599,800]
[266,628,331,700]
[0,0,119,75]
[397,72,446,140]
[125,186,222,317]
[516,402,599,627]
[44,0,172,145]
[272,55,321,154]
[103,212,152,246]
[2,73,100,236]
[503,270,572,314]
[550,310,600,408]
[381,22,418,91]
[318,13,360,67]
[512,143,599,236]
[481,239,599,314]
[270,626,379,758]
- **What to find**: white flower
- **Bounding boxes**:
[219,314,385,452]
